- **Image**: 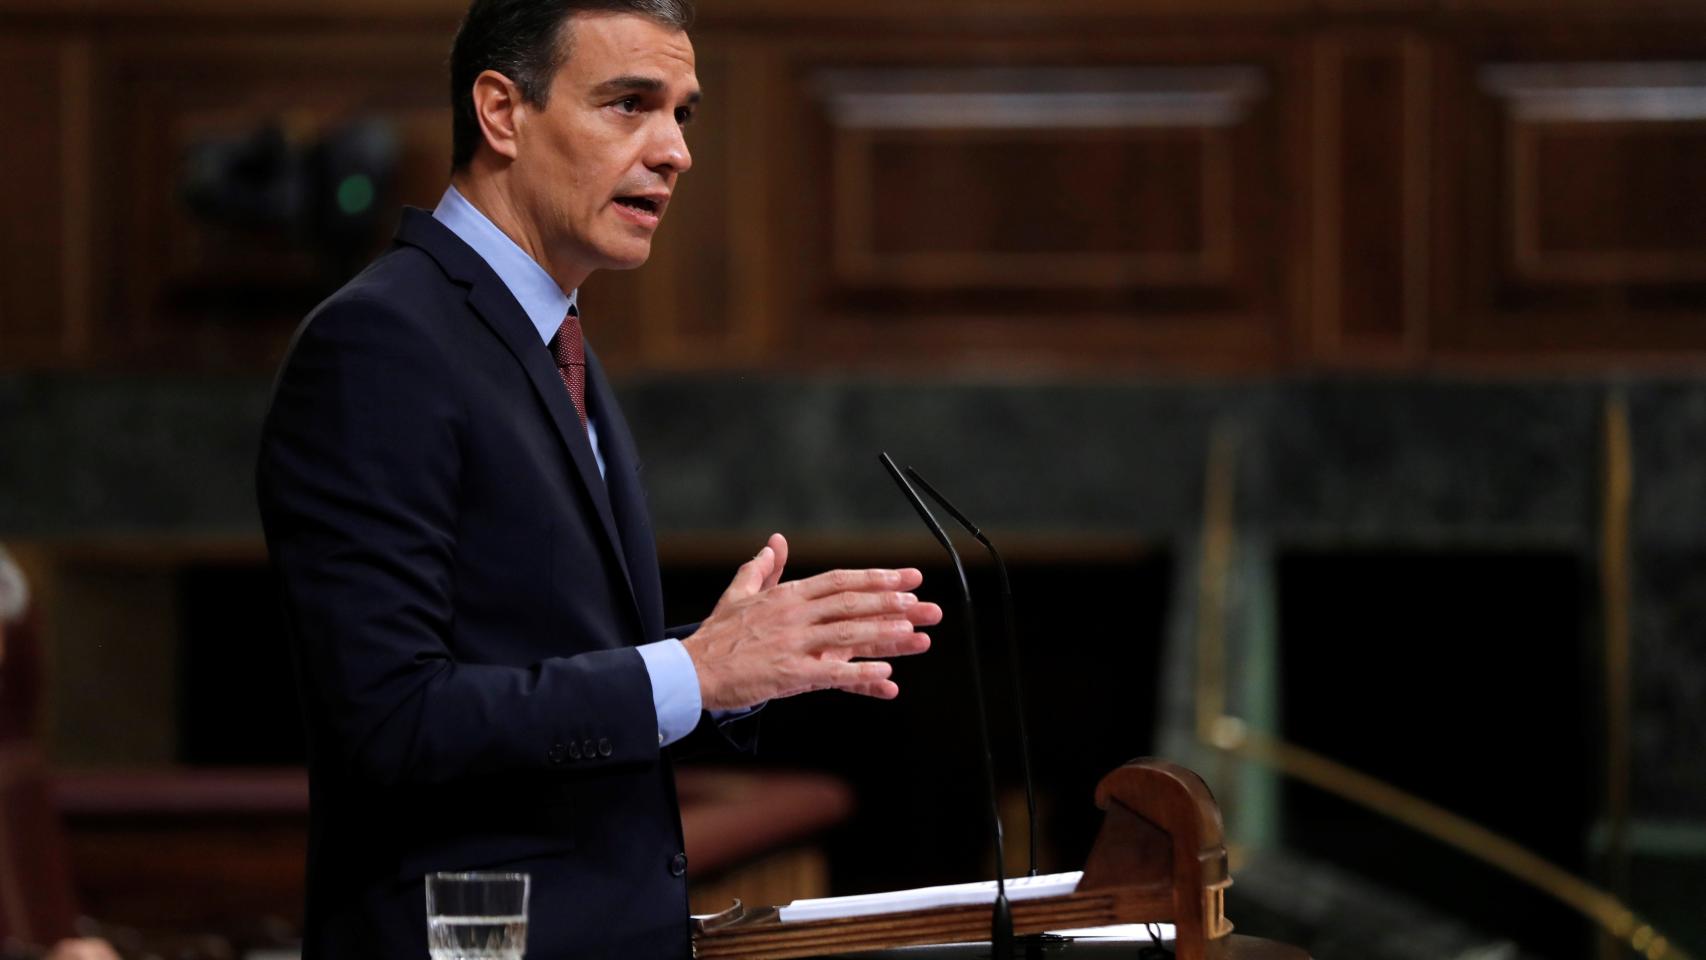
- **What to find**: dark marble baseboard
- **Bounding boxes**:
[0,372,1691,546]
[2,371,1703,820]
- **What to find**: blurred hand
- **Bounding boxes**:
[44,939,121,960]
[682,533,941,711]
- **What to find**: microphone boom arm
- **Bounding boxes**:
[903,466,1040,879]
[878,453,1015,960]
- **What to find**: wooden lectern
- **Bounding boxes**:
[692,759,1308,959]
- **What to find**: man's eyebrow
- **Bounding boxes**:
[593,75,702,104]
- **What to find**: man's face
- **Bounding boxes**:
[512,12,698,280]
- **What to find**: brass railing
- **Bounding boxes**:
[1190,407,1693,960]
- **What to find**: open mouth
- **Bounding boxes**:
[614,196,660,215]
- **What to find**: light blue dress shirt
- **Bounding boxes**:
[433,185,704,748]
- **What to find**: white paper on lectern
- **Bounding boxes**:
[1049,923,1177,941]
[776,870,1085,923]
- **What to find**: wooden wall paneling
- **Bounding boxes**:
[88,31,453,372]
[579,252,648,369]
[661,51,734,364]
[1441,0,1706,14]
[586,48,736,373]
[1439,47,1706,360]
[1430,33,1474,367]
[719,41,790,365]
[0,0,1320,18]
[60,38,94,365]
[821,68,1250,290]
[773,33,1292,373]
[1307,31,1430,366]
[0,34,77,369]
[1496,63,1706,285]
[589,38,805,373]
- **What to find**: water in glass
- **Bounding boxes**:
[428,913,527,960]
[426,872,529,960]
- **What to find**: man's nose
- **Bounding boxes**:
[647,116,693,175]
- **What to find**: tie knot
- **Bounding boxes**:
[554,306,585,370]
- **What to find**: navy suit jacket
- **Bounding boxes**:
[258,209,717,958]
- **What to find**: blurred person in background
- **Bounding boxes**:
[0,544,38,744]
[0,546,121,960]
[0,544,40,739]
[255,1,940,957]
[0,545,28,666]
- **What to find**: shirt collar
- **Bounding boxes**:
[432,184,578,345]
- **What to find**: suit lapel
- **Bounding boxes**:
[586,348,664,644]
[392,210,643,631]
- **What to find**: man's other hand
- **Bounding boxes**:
[682,533,941,711]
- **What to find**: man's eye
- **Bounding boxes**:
[615,96,642,113]
[675,106,695,126]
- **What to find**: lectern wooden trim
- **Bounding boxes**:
[692,759,1303,960]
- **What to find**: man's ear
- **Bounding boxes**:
[471,69,526,162]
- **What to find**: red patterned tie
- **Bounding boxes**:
[552,304,588,428]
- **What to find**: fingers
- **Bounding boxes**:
[804,589,922,623]
[805,618,931,658]
[695,552,933,710]
[843,631,932,660]
[901,599,943,627]
[762,532,789,590]
[721,544,776,602]
[814,626,932,661]
[815,617,915,648]
[789,566,923,600]
[842,678,901,699]
[811,657,895,695]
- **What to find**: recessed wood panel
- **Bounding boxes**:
[0,37,72,368]
[1437,58,1706,357]
[1490,63,1706,285]
[852,130,1220,286]
[823,68,1254,291]
[1308,34,1429,363]
[1519,125,1706,281]
[11,1,1706,373]
[791,62,1286,370]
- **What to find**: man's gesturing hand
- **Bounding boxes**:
[682,533,942,712]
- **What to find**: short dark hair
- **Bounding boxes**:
[449,0,694,170]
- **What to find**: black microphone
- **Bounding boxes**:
[903,465,1040,879]
[878,452,1014,960]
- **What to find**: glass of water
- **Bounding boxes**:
[427,871,530,959]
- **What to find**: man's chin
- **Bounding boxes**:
[598,241,655,272]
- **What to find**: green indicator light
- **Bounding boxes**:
[337,174,375,216]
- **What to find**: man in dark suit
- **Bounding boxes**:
[255,1,941,956]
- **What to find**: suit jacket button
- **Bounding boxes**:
[567,740,583,760]
[548,742,567,764]
[583,738,598,759]
[670,852,688,877]
[597,737,613,758]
